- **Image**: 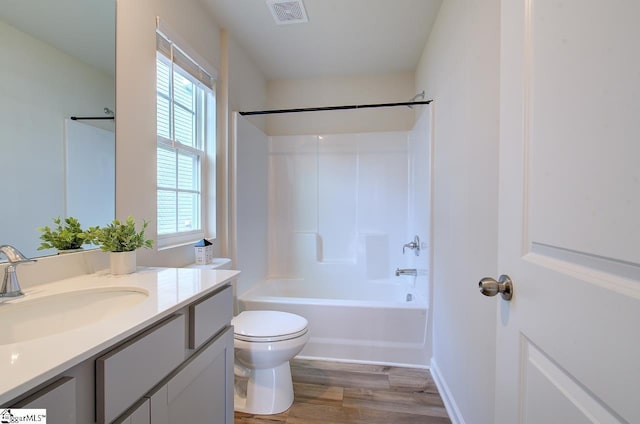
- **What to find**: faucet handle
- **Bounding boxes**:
[402,235,421,256]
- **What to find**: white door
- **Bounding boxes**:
[495,1,640,423]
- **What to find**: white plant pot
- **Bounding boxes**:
[110,251,137,275]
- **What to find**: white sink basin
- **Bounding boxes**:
[0,287,149,345]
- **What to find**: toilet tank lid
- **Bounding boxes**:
[232,311,308,338]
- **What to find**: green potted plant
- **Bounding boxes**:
[37,217,90,253]
[88,216,154,275]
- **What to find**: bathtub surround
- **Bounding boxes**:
[234,107,432,367]
[269,131,410,281]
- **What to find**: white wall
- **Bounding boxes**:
[266,72,416,136]
[227,35,267,133]
[0,19,114,258]
[116,0,267,266]
[415,0,500,423]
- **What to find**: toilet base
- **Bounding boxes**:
[234,361,294,415]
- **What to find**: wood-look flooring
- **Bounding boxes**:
[235,359,451,424]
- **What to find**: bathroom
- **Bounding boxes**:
[1,0,638,423]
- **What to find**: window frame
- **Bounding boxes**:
[155,41,215,249]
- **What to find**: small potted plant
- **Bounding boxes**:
[88,216,154,275]
[37,217,90,253]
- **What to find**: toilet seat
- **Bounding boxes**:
[233,311,308,343]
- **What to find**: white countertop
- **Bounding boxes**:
[0,267,239,404]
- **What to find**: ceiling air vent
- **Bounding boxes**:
[266,0,309,25]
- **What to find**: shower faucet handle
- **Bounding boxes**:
[402,235,420,256]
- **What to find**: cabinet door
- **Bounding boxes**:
[113,398,150,424]
[150,327,233,424]
[13,377,76,424]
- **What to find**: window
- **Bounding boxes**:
[156,28,216,247]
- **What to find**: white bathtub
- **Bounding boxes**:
[237,279,430,367]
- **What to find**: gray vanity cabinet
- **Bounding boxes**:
[102,284,234,424]
[148,327,234,424]
[12,377,76,424]
[3,281,235,424]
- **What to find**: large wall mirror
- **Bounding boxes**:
[0,0,115,259]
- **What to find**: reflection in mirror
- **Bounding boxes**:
[0,0,115,259]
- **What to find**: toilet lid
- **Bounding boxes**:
[232,311,308,341]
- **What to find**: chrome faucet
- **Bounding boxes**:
[395,268,417,277]
[402,235,420,256]
[0,245,36,299]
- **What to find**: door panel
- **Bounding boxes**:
[528,0,640,264]
[522,341,622,424]
[497,1,640,423]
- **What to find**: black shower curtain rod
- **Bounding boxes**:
[70,116,115,120]
[238,99,432,116]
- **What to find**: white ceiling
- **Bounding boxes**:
[201,0,443,80]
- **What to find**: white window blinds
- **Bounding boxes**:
[156,34,215,90]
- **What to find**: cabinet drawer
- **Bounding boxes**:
[96,314,186,424]
[13,376,76,424]
[189,284,233,349]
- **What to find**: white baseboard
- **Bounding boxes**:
[296,354,430,370]
[430,358,466,424]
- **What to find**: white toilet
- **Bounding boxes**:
[232,310,309,415]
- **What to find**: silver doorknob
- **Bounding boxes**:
[478,274,513,301]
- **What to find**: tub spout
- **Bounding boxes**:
[395,268,417,277]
